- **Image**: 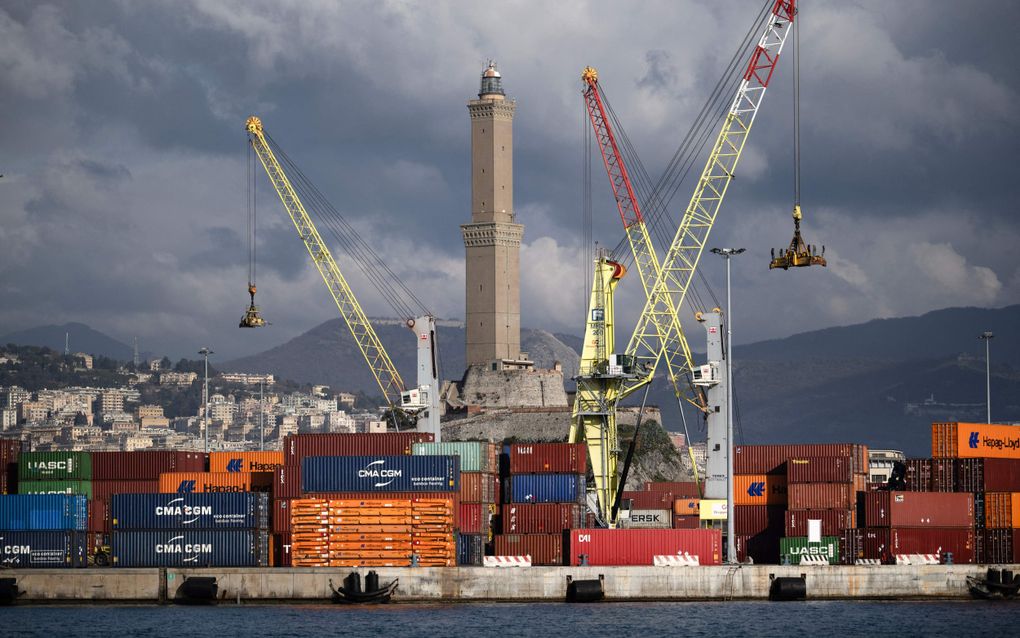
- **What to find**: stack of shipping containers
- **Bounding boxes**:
[411,441,498,566]
[784,454,867,565]
[620,481,700,530]
[495,443,587,565]
[0,494,88,567]
[859,490,975,563]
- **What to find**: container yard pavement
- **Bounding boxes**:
[5,564,1019,602]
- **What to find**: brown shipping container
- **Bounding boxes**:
[733,475,788,506]
[568,528,722,566]
[787,478,865,510]
[272,533,292,567]
[733,505,785,535]
[494,534,564,566]
[209,451,284,473]
[88,498,107,533]
[984,493,1020,529]
[92,451,206,480]
[866,482,886,492]
[904,459,932,492]
[785,509,856,537]
[862,527,975,564]
[733,444,868,476]
[645,481,702,497]
[982,529,1014,564]
[283,432,434,464]
[460,472,497,504]
[864,491,974,528]
[501,503,583,534]
[274,465,301,499]
[508,443,586,474]
[622,491,675,510]
[92,480,159,502]
[1,438,19,494]
[840,528,864,565]
[932,422,1020,460]
[787,456,856,484]
[732,531,781,564]
[273,498,293,534]
[158,472,252,493]
[459,503,492,534]
[673,498,700,516]
[673,515,701,529]
[931,459,955,492]
[956,459,1020,493]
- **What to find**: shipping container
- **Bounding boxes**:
[984,492,1020,529]
[18,451,92,481]
[904,459,932,492]
[975,492,986,530]
[733,505,785,536]
[283,432,433,464]
[673,498,700,516]
[507,443,586,475]
[500,503,583,534]
[622,490,674,510]
[494,534,563,566]
[863,492,974,528]
[298,492,460,528]
[0,531,87,567]
[780,536,840,565]
[412,442,497,473]
[931,459,955,492]
[457,533,486,566]
[0,438,19,495]
[840,528,864,565]
[0,494,87,530]
[504,474,585,504]
[672,515,701,529]
[458,503,493,534]
[569,528,722,566]
[209,451,284,474]
[644,481,702,497]
[110,493,270,530]
[982,529,1013,564]
[460,472,497,504]
[785,509,856,537]
[932,422,1020,460]
[158,472,253,494]
[273,465,301,499]
[111,530,270,567]
[18,480,93,499]
[91,451,206,480]
[956,459,1020,493]
[92,480,160,502]
[302,456,459,493]
[787,456,856,483]
[732,531,781,564]
[733,475,788,506]
[733,444,868,476]
[271,533,292,567]
[88,498,107,534]
[787,478,865,510]
[862,527,975,564]
[619,509,672,529]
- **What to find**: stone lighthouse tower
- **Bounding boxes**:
[461,62,524,366]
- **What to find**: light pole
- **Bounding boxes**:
[979,332,993,423]
[711,247,745,564]
[259,378,265,451]
[198,347,213,453]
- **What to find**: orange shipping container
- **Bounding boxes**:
[673,498,700,516]
[158,472,252,493]
[932,422,1020,459]
[984,492,1020,528]
[733,475,787,506]
[209,451,284,473]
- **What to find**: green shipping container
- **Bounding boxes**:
[18,480,94,500]
[780,536,840,565]
[18,451,93,481]
[412,442,495,473]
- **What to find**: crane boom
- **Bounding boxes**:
[245,115,405,403]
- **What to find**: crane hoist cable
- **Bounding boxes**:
[240,141,267,328]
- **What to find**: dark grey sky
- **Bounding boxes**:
[1,1,1017,360]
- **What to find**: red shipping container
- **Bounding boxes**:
[956,459,1020,493]
[787,456,856,483]
[273,498,293,534]
[840,528,864,565]
[274,465,301,499]
[494,534,563,566]
[785,509,856,537]
[931,459,955,492]
[982,529,1013,564]
[672,515,701,529]
[272,533,292,567]
[283,432,433,464]
[501,503,583,534]
[734,444,868,476]
[459,503,492,534]
[92,480,159,502]
[788,480,865,510]
[862,527,975,564]
[88,498,108,533]
[460,472,497,504]
[864,492,974,528]
[904,459,932,492]
[733,505,785,535]
[1,438,19,493]
[568,528,722,566]
[91,451,206,480]
[732,531,781,564]
[622,491,675,510]
[645,481,701,497]
[508,443,586,474]
[866,482,886,492]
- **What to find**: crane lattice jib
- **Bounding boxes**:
[245,116,405,403]
[582,70,697,405]
[622,0,795,394]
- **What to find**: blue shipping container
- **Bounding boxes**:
[111,530,270,567]
[0,494,88,531]
[302,456,460,493]
[111,493,270,530]
[505,474,586,504]
[457,532,486,566]
[0,531,87,568]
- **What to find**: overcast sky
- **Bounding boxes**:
[1,0,1018,361]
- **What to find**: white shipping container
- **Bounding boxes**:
[619,509,672,529]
